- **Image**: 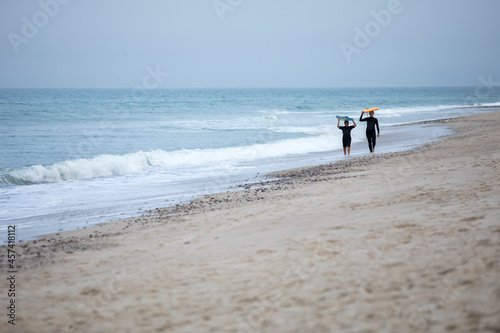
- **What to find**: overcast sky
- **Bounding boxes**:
[1,0,499,88]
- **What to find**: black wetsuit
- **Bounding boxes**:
[359,115,379,152]
[339,126,355,148]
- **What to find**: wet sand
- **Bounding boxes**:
[1,111,500,332]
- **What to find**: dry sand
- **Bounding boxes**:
[1,111,500,333]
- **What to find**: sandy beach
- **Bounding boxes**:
[2,111,500,332]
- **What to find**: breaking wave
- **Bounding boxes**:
[1,134,342,185]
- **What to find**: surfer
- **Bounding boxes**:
[337,118,356,156]
[359,111,380,153]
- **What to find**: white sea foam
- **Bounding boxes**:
[4,134,343,184]
[476,102,500,107]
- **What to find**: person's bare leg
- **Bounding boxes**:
[347,147,351,155]
[343,147,347,155]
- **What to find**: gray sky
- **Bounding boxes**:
[1,0,499,88]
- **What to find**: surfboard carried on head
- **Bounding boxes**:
[336,115,353,121]
[362,107,378,113]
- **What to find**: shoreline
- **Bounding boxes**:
[38,123,451,241]
[1,113,454,241]
[2,111,490,245]
[1,111,499,332]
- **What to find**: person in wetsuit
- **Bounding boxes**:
[359,111,380,153]
[337,118,356,156]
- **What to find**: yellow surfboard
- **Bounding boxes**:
[362,107,379,113]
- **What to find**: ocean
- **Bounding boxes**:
[1,87,499,241]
